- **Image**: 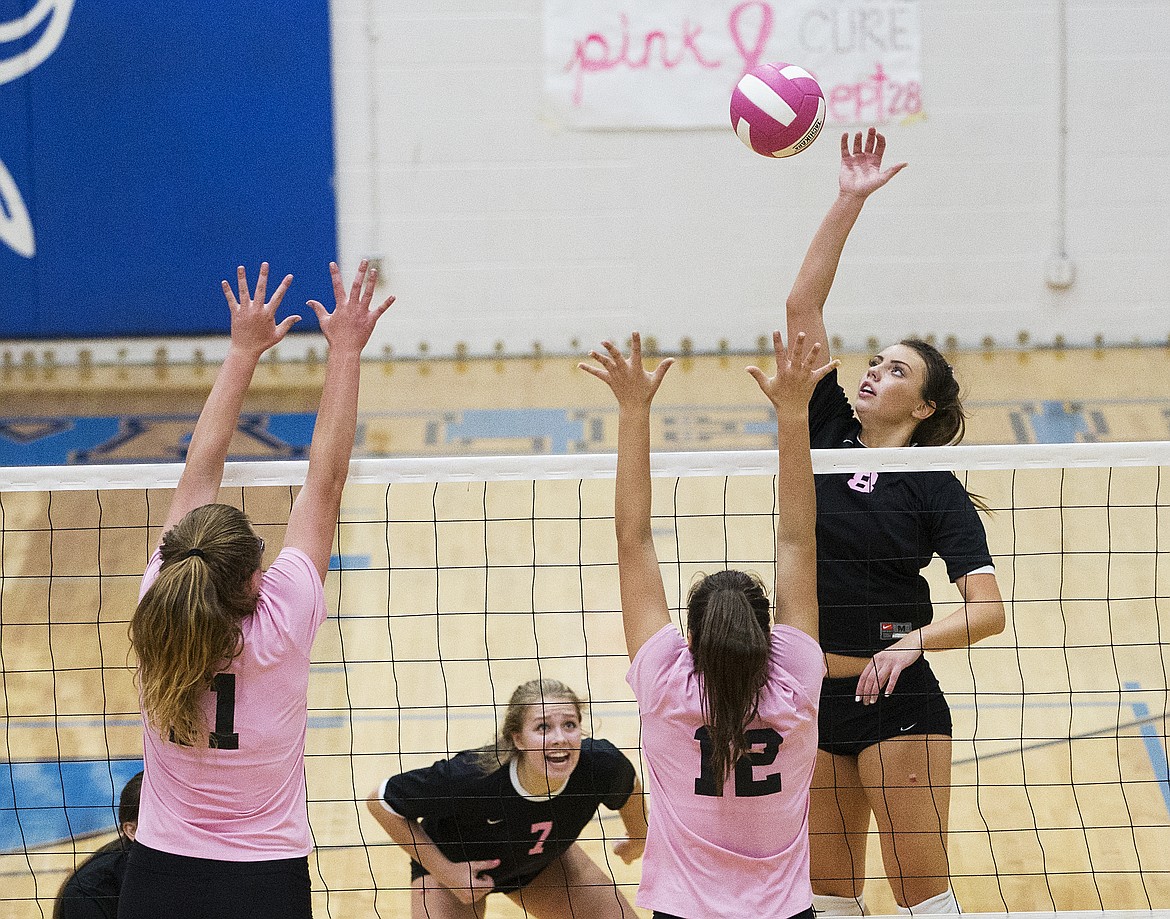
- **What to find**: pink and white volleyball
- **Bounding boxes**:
[730,63,825,158]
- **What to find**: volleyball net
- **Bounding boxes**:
[0,443,1167,917]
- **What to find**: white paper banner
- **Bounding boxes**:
[544,0,922,128]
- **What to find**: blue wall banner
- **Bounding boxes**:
[0,0,337,338]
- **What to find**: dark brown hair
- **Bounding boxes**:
[130,504,263,746]
[900,338,966,446]
[686,570,771,790]
[118,770,143,826]
[898,339,994,511]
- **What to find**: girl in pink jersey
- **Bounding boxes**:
[119,261,393,919]
[580,330,833,919]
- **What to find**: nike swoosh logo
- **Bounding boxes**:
[487,818,504,824]
[899,723,917,732]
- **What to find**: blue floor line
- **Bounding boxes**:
[1124,680,1170,816]
[329,553,371,571]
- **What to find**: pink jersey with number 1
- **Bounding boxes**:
[627,622,824,919]
[135,547,327,860]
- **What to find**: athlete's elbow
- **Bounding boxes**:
[615,518,652,549]
[785,294,823,323]
[303,468,347,511]
[365,788,385,817]
[987,603,1007,637]
[972,602,1006,641]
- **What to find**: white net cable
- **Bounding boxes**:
[0,443,1167,916]
[2,442,1169,492]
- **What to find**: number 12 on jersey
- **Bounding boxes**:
[694,726,782,797]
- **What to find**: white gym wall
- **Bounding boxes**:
[330,0,1170,358]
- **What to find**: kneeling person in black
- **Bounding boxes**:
[54,771,142,919]
[367,679,646,918]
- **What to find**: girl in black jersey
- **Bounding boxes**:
[366,679,646,918]
[785,129,1006,915]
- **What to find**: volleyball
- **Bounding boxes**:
[730,62,825,158]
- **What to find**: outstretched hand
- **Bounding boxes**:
[578,331,674,407]
[307,260,395,354]
[221,263,300,357]
[748,330,838,410]
[839,127,907,200]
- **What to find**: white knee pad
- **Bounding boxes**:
[813,893,866,916]
[896,887,960,914]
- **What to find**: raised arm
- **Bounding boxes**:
[785,129,906,358]
[157,263,299,542]
[579,333,674,661]
[748,332,838,640]
[283,260,394,580]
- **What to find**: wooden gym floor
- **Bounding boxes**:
[1,345,1168,917]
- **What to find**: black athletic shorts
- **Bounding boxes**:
[410,858,539,895]
[118,841,312,919]
[654,908,813,919]
[818,655,952,757]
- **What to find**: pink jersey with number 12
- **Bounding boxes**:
[627,622,824,919]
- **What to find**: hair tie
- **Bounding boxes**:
[183,548,206,560]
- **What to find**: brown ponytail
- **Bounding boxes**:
[686,570,771,789]
[130,504,263,746]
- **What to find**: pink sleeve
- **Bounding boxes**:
[626,624,686,711]
[256,547,328,654]
[771,625,826,699]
